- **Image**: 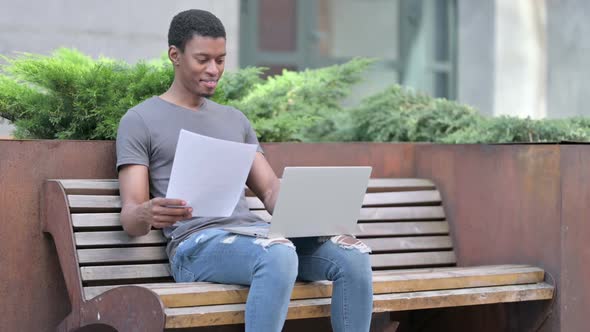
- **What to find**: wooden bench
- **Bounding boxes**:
[42,178,554,331]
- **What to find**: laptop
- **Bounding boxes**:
[223,166,372,238]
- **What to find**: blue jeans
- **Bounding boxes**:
[170,227,373,332]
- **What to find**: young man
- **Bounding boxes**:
[116,9,373,332]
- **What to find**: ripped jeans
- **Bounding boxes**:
[170,226,373,332]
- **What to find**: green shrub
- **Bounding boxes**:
[335,85,590,143]
[0,49,371,141]
[0,49,174,139]
[1,48,588,143]
[227,58,373,142]
[446,116,590,143]
[210,66,265,105]
[340,85,480,142]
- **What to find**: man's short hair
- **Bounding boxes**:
[168,9,226,52]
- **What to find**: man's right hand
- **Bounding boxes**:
[119,164,192,236]
[140,198,193,229]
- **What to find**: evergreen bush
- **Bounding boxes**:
[1,48,588,143]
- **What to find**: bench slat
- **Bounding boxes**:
[72,213,121,229]
[81,263,171,281]
[79,250,456,281]
[252,207,446,222]
[68,195,121,212]
[72,222,449,248]
[359,206,445,221]
[69,192,443,211]
[356,221,449,236]
[365,178,435,192]
[163,282,554,328]
[83,265,545,303]
[362,236,453,252]
[58,178,436,195]
[363,190,441,206]
[75,230,166,247]
[370,251,456,269]
[58,179,119,195]
[71,205,446,230]
[78,247,168,264]
[75,236,453,265]
[246,191,442,210]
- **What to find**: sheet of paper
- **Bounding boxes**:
[166,129,258,217]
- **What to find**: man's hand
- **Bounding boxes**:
[119,164,194,236]
[139,198,193,229]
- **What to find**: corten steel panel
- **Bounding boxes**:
[2,141,571,332]
[1,140,414,332]
[560,146,590,332]
[0,140,117,332]
[414,144,561,332]
[261,142,416,178]
[415,144,561,269]
[404,301,554,332]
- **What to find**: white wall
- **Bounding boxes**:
[456,0,495,116]
[494,0,546,119]
[0,0,240,67]
[547,0,590,118]
[0,0,241,136]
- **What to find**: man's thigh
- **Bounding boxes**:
[171,228,295,284]
[292,235,371,281]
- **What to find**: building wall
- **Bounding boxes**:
[456,0,496,116]
[1,0,589,137]
[459,0,589,119]
[494,0,547,119]
[547,0,590,118]
[0,121,11,138]
[0,0,241,136]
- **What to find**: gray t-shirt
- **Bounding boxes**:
[116,96,265,258]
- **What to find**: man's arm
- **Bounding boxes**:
[119,164,192,236]
[247,152,280,214]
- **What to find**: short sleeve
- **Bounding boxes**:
[240,111,264,153]
[116,110,150,171]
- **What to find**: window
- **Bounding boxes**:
[240,0,456,100]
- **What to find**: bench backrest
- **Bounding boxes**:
[47,178,455,301]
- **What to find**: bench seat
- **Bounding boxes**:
[42,178,554,331]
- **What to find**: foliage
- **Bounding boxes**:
[339,85,480,142]
[0,49,371,141]
[337,85,590,143]
[0,49,173,139]
[227,58,374,142]
[1,48,588,143]
[446,116,590,143]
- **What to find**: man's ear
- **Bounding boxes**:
[168,46,180,66]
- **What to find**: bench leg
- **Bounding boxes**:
[69,286,166,332]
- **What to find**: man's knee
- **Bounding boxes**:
[330,235,372,254]
[329,235,373,282]
[255,237,298,281]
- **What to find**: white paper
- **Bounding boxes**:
[166,129,258,217]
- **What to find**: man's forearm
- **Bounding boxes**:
[262,180,281,215]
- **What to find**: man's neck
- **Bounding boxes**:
[160,82,206,111]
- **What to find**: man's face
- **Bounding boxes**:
[173,35,226,98]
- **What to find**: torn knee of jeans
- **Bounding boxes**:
[221,235,237,244]
[330,235,372,253]
[254,237,295,250]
